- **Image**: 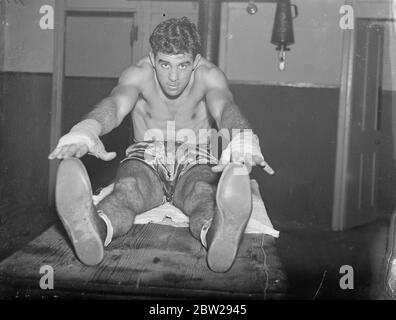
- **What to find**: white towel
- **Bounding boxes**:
[93,179,279,238]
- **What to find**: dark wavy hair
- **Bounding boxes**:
[149,17,201,59]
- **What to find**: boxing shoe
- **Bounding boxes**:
[206,163,253,272]
[55,158,105,265]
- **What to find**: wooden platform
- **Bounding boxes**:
[0,223,287,299]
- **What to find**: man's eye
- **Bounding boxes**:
[161,64,170,69]
[179,64,188,70]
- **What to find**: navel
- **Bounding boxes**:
[191,113,196,120]
[146,111,152,119]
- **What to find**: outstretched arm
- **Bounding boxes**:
[48,66,143,161]
[204,68,273,174]
[83,67,142,136]
[204,69,251,134]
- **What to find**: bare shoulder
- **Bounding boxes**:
[194,58,229,90]
[118,57,153,88]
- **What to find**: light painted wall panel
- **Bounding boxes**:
[2,0,197,73]
[220,0,395,90]
[65,13,135,78]
[219,0,344,87]
[140,1,199,60]
[3,0,54,73]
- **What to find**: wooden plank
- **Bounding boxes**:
[0,224,287,299]
[0,204,55,261]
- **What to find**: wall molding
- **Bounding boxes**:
[228,80,339,89]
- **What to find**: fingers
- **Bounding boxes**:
[231,154,274,175]
[48,146,63,159]
[75,144,89,158]
[88,142,117,161]
[88,150,117,161]
[63,144,79,158]
[211,164,227,172]
[98,151,117,161]
[258,159,275,175]
[48,144,89,160]
[55,145,70,159]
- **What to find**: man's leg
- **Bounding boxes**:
[173,163,252,273]
[56,158,164,266]
[97,159,165,239]
[173,164,219,240]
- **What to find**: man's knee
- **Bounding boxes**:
[112,176,146,211]
[114,176,141,195]
[117,160,152,181]
[181,180,216,212]
[117,160,161,194]
[191,180,216,196]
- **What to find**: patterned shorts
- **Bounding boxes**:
[121,141,219,202]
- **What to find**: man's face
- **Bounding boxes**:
[151,52,198,97]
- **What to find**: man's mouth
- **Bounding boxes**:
[168,84,178,91]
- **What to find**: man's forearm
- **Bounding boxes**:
[219,103,252,133]
[83,97,120,136]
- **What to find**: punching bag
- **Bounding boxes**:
[271,0,298,70]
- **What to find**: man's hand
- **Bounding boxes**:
[48,119,117,161]
[212,131,274,175]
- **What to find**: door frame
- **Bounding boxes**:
[48,0,143,206]
[332,9,356,231]
[332,1,394,231]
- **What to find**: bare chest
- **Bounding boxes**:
[133,91,208,126]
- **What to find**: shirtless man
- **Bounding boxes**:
[48,17,272,273]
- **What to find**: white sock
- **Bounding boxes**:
[97,210,113,247]
[200,219,213,249]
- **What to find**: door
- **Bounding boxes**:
[333,19,384,231]
[65,11,136,78]
[63,10,137,190]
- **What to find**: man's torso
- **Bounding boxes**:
[128,56,215,142]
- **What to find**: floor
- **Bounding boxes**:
[273,216,390,299]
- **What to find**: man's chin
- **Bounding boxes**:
[165,90,182,98]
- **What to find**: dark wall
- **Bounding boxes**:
[231,85,396,227]
[1,73,52,205]
[0,72,55,260]
[231,84,339,227]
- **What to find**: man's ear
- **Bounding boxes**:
[193,54,201,69]
[149,51,155,67]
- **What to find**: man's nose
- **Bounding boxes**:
[168,69,178,82]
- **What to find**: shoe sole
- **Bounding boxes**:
[55,158,104,266]
[207,163,252,272]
